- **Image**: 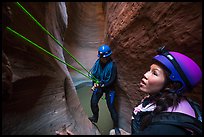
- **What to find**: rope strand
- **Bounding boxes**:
[16,2,99,83]
[6,26,98,83]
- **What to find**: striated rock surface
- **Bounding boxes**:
[63,2,105,84]
[2,2,202,135]
[105,2,202,132]
[2,2,100,135]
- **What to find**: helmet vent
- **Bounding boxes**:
[167,55,173,60]
[155,46,193,92]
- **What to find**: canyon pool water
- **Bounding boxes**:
[76,85,113,135]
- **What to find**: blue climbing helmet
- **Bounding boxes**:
[98,44,112,58]
[153,46,202,94]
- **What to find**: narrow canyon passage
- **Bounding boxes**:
[63,2,106,84]
[2,2,202,135]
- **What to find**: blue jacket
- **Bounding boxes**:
[90,58,117,90]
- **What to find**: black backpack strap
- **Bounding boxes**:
[186,98,202,122]
[151,112,202,135]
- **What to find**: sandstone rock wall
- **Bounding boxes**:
[2,2,99,135]
[63,2,105,83]
[2,2,202,135]
[105,2,202,131]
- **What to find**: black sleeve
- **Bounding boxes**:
[134,124,188,135]
[102,62,117,88]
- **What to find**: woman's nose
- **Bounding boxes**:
[144,71,149,79]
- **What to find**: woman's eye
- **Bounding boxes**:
[153,71,158,76]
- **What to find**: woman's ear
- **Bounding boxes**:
[163,82,182,93]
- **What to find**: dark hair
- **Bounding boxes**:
[140,61,183,130]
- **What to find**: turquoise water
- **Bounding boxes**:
[76,86,113,135]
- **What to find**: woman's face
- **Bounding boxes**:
[139,63,166,94]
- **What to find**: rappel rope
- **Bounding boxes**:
[6,27,105,100]
[15,2,99,84]
[6,27,97,83]
[6,2,107,100]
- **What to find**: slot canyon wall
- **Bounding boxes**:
[2,2,100,135]
[2,2,202,135]
[63,2,105,84]
[104,2,202,132]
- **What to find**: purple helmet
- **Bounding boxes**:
[153,46,202,94]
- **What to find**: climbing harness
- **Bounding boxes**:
[6,2,99,84]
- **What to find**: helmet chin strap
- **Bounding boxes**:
[99,54,104,58]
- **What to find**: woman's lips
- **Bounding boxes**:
[139,79,146,86]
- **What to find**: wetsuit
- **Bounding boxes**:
[90,58,119,128]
